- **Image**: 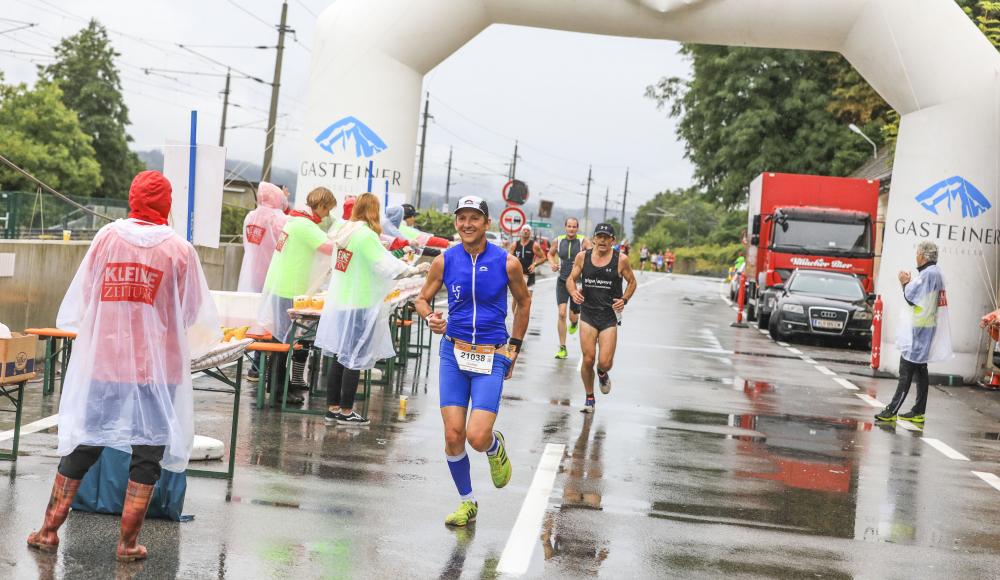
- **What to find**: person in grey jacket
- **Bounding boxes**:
[876,241,952,423]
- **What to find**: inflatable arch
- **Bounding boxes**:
[296,0,1000,380]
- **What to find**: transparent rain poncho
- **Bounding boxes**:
[56,219,221,473]
[257,214,329,341]
[896,263,953,364]
[314,221,414,370]
[237,182,288,292]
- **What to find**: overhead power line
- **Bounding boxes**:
[0,153,113,222]
[223,0,274,30]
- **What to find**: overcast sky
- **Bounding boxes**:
[1,0,693,211]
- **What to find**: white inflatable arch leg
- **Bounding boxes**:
[298,0,1000,380]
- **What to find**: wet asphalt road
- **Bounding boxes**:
[2,272,1000,579]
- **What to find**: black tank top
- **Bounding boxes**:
[581,249,623,313]
[557,235,583,280]
[513,240,535,274]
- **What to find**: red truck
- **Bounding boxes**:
[744,172,879,328]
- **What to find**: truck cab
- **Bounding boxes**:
[745,173,878,327]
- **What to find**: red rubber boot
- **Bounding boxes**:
[116,480,155,562]
[27,473,82,552]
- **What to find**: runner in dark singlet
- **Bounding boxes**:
[509,225,545,291]
[548,218,592,360]
[566,223,637,413]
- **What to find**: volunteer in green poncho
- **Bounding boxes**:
[258,187,337,400]
[315,193,423,426]
[399,203,451,256]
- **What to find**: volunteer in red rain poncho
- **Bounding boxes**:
[876,240,953,422]
[315,193,421,425]
[28,171,221,561]
[237,181,288,292]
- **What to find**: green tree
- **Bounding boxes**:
[646,47,881,208]
[415,208,456,238]
[632,188,743,250]
[0,77,101,195]
[41,20,143,199]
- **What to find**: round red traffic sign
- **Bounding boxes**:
[502,180,529,205]
[499,206,526,234]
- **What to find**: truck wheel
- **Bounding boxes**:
[746,302,756,322]
[757,310,770,329]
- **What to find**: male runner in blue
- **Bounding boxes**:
[415,195,532,527]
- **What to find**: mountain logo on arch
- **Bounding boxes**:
[315,116,388,158]
[915,176,991,219]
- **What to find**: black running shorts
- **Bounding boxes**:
[556,278,582,313]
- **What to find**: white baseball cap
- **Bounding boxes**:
[454,195,490,218]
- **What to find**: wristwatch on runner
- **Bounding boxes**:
[508,338,523,354]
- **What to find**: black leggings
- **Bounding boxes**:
[326,357,361,411]
[58,444,166,485]
[886,357,929,415]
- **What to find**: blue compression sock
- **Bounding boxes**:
[486,434,499,456]
[446,452,474,500]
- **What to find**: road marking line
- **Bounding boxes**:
[776,341,790,347]
[0,413,59,443]
[800,356,818,365]
[895,420,922,432]
[718,282,733,305]
[855,393,884,408]
[786,347,803,355]
[758,329,768,335]
[833,377,859,390]
[814,365,836,376]
[972,471,1000,492]
[922,438,970,461]
[497,443,566,576]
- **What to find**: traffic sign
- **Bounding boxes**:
[502,180,529,205]
[528,220,551,229]
[499,206,527,234]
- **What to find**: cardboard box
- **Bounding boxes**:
[0,333,37,385]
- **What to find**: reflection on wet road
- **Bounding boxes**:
[1,273,1000,578]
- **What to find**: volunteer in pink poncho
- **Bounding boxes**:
[237,181,288,293]
[27,171,221,562]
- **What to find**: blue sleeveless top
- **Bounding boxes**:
[443,242,509,344]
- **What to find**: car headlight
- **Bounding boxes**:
[854,310,873,321]
[781,303,804,314]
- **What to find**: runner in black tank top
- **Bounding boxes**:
[566,223,637,413]
[510,226,542,289]
[580,249,623,331]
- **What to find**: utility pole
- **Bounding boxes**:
[218,68,231,147]
[261,0,288,182]
[620,167,630,239]
[444,146,453,209]
[603,185,609,222]
[584,165,593,234]
[509,140,519,181]
[415,92,431,208]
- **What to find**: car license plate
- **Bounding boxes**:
[813,319,843,330]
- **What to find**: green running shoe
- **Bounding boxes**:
[874,407,897,422]
[555,346,568,360]
[898,411,925,423]
[444,500,478,527]
[569,320,579,335]
[488,431,512,488]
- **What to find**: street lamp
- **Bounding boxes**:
[849,123,878,160]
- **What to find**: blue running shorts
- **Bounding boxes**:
[438,338,512,414]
